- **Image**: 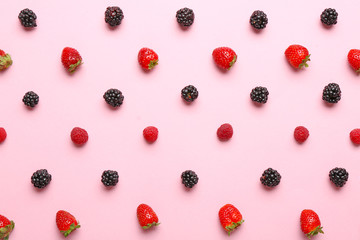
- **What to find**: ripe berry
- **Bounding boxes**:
[103,88,124,107]
[212,47,237,70]
[217,123,233,141]
[350,129,360,144]
[181,170,199,188]
[101,170,119,187]
[250,86,269,104]
[0,128,7,143]
[347,49,360,73]
[322,83,341,103]
[61,47,82,73]
[285,44,310,69]
[143,126,158,143]
[181,85,198,102]
[18,8,37,28]
[294,126,309,143]
[321,8,338,26]
[22,91,39,108]
[138,48,158,70]
[249,10,268,29]
[0,49,13,71]
[329,167,349,187]
[71,127,88,145]
[31,169,52,189]
[105,6,124,27]
[176,8,195,27]
[260,168,281,187]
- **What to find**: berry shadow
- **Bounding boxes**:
[348,64,360,76]
[250,25,264,34]
[320,21,333,30]
[351,141,360,147]
[105,102,122,111]
[139,225,158,234]
[322,100,337,108]
[250,100,266,108]
[101,184,117,191]
[106,24,122,31]
[328,180,342,191]
[283,58,302,73]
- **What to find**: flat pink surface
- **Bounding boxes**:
[1,0,360,239]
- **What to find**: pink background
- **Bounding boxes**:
[1,0,360,239]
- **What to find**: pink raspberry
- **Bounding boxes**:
[294,126,309,143]
[143,126,158,143]
[71,127,88,145]
[217,123,233,141]
[0,127,7,143]
[350,128,360,144]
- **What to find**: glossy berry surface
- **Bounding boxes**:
[217,123,233,141]
[143,126,158,143]
[294,126,309,143]
[71,127,88,145]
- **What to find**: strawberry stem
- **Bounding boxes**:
[298,54,311,69]
[306,226,324,239]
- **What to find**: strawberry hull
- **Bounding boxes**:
[0,220,14,240]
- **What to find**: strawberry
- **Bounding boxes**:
[285,44,310,69]
[61,47,82,73]
[0,50,13,71]
[212,47,237,70]
[300,209,324,239]
[137,204,160,229]
[56,210,80,237]
[138,48,158,70]
[218,204,244,235]
[348,49,360,72]
[0,215,14,240]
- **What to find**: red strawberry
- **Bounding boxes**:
[218,204,244,235]
[212,47,237,70]
[0,50,13,71]
[56,210,80,237]
[137,204,160,229]
[348,49,360,72]
[300,209,324,239]
[285,44,310,69]
[138,48,158,70]
[0,215,14,240]
[61,47,82,73]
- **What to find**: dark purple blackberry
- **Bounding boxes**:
[250,10,268,29]
[321,8,338,26]
[329,167,348,187]
[18,8,37,28]
[176,8,195,27]
[260,168,281,187]
[103,88,124,107]
[181,85,198,102]
[250,86,269,103]
[181,170,198,188]
[31,169,52,188]
[105,6,124,27]
[22,91,39,107]
[101,170,119,187]
[322,83,341,103]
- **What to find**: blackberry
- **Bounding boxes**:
[329,167,348,187]
[31,169,52,188]
[105,6,124,27]
[18,8,37,28]
[101,170,119,187]
[321,8,338,26]
[176,8,195,27]
[22,91,39,107]
[181,85,198,102]
[250,10,268,29]
[322,83,341,103]
[181,170,199,188]
[103,88,124,107]
[260,168,281,187]
[250,86,269,103]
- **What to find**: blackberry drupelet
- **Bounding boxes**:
[329,167,348,187]
[101,170,119,187]
[181,85,198,102]
[22,91,39,107]
[322,83,341,103]
[321,8,338,25]
[250,10,268,29]
[260,168,281,187]
[250,86,269,103]
[31,169,52,188]
[18,8,37,28]
[181,170,199,188]
[103,88,124,107]
[176,8,195,27]
[105,6,124,27]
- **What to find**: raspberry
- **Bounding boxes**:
[0,128,7,143]
[350,128,360,144]
[71,127,88,145]
[143,126,158,143]
[294,126,309,143]
[217,123,233,141]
